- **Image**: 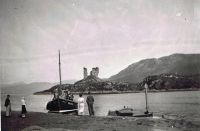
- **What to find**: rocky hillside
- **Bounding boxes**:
[34,75,138,94]
[34,73,200,95]
[35,81,138,94]
[109,54,200,83]
[137,74,200,91]
[75,75,103,84]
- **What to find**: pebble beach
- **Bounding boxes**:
[2,111,200,131]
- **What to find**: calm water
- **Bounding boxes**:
[1,91,200,120]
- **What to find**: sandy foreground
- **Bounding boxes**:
[1,111,200,131]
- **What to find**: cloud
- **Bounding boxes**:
[176,12,182,17]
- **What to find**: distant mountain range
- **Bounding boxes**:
[1,82,55,95]
[1,80,77,95]
[109,54,200,83]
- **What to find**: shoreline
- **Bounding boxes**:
[34,88,200,95]
[2,111,200,131]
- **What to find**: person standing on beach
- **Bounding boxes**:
[64,89,69,100]
[21,97,27,118]
[77,93,84,115]
[86,91,94,116]
[4,95,11,117]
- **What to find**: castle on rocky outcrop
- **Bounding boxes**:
[83,67,99,79]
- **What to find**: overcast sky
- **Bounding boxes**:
[0,0,200,84]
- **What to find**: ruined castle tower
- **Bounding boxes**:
[83,67,88,79]
[90,67,99,77]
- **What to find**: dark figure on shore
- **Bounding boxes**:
[86,91,94,116]
[53,88,59,100]
[65,90,69,100]
[4,95,11,117]
[69,93,74,101]
[21,97,27,118]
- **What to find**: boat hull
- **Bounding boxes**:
[108,109,153,117]
[133,112,153,117]
[116,108,133,116]
[46,98,78,112]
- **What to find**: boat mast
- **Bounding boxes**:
[58,50,61,111]
[59,50,62,85]
[144,83,149,114]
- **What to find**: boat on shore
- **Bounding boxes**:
[108,83,153,117]
[46,50,78,114]
[108,109,153,117]
[46,98,77,113]
[116,107,133,116]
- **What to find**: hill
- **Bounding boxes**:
[75,75,103,84]
[35,73,200,95]
[138,74,200,91]
[34,75,138,94]
[109,54,200,83]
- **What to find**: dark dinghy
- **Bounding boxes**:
[116,108,133,116]
[108,83,153,117]
[108,108,153,117]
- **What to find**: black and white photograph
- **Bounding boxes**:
[1,0,200,131]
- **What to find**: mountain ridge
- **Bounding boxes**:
[1,80,77,95]
[109,53,200,83]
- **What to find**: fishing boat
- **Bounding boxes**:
[46,50,78,113]
[108,83,153,117]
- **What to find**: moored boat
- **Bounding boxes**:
[108,83,153,117]
[108,109,153,117]
[46,98,77,113]
[46,50,78,114]
[116,107,133,116]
